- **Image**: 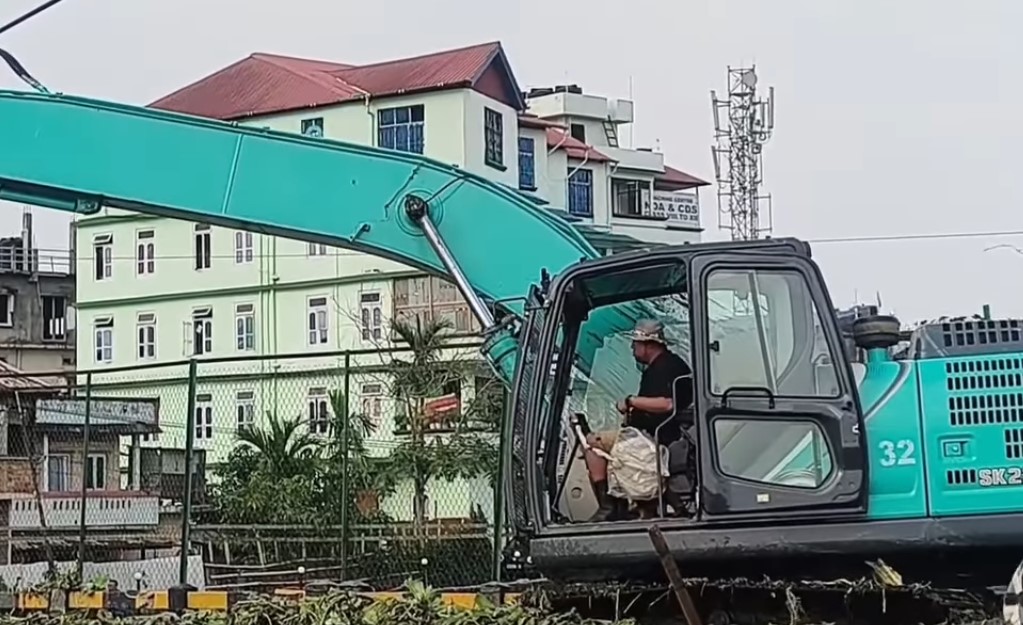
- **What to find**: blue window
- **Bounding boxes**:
[518,137,536,190]
[378,105,425,154]
[568,169,593,217]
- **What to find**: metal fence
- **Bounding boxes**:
[0,343,506,592]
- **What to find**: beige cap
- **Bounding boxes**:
[626,319,671,345]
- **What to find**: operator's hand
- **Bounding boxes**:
[616,398,629,415]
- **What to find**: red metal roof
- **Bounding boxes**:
[518,113,563,130]
[545,128,612,162]
[656,164,710,190]
[151,42,524,120]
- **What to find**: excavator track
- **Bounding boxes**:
[514,575,1004,625]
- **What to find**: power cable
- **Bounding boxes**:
[49,226,1023,262]
[0,0,67,93]
[0,0,66,36]
[806,229,1023,245]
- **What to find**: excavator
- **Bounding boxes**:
[1,89,1021,624]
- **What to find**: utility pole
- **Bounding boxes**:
[711,67,775,240]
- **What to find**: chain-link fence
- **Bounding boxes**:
[0,341,505,592]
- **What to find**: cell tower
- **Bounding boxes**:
[711,67,775,240]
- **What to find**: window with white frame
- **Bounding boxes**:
[307,296,328,345]
[235,303,255,351]
[236,390,255,433]
[93,234,112,281]
[136,230,155,275]
[361,383,383,424]
[94,317,114,364]
[308,388,330,435]
[86,454,107,490]
[234,231,253,264]
[377,105,425,153]
[47,453,70,492]
[136,312,156,360]
[194,224,211,270]
[307,242,329,256]
[195,393,213,440]
[190,307,213,356]
[0,293,13,327]
[360,292,382,341]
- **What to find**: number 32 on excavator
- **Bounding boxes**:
[0,89,1020,621]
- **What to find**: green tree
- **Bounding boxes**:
[208,393,398,527]
[321,390,396,522]
[384,317,502,526]
[209,413,324,525]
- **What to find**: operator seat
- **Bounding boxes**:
[655,375,697,518]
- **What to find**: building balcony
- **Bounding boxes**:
[7,492,160,528]
[603,147,664,173]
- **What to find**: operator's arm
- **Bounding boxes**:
[625,356,694,432]
[629,395,673,416]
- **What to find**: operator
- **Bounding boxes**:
[584,319,694,522]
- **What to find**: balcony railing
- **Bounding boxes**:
[8,493,160,528]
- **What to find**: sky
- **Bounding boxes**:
[0,0,1020,325]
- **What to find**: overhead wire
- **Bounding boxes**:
[47,226,1023,262]
[0,0,68,93]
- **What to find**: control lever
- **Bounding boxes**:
[571,412,612,461]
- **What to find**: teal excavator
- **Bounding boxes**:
[2,89,1023,624]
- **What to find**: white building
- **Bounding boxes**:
[72,41,709,522]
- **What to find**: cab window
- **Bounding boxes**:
[706,268,839,398]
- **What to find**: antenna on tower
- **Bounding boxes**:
[711,66,775,240]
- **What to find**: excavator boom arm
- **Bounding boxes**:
[0,90,640,385]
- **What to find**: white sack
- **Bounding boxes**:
[607,426,669,501]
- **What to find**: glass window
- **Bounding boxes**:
[553,262,691,434]
[713,417,833,488]
[706,268,838,398]
[378,105,425,154]
[485,108,504,168]
[567,169,593,217]
[518,137,535,190]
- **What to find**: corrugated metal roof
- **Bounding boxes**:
[518,114,563,130]
[656,164,710,190]
[0,361,66,392]
[151,42,522,121]
[545,128,612,162]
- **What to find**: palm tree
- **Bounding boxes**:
[387,316,486,526]
[235,413,322,477]
[323,390,395,520]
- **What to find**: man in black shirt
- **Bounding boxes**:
[584,319,693,522]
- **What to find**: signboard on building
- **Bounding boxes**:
[651,191,701,229]
[35,397,158,427]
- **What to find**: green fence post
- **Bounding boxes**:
[75,372,93,579]
[178,359,199,587]
[340,351,351,580]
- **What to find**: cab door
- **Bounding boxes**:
[690,253,868,521]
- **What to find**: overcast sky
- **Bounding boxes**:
[0,0,1019,324]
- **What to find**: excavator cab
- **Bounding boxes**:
[505,239,870,576]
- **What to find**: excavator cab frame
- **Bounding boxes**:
[507,238,870,575]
